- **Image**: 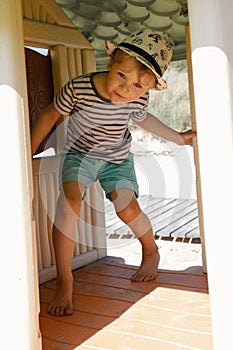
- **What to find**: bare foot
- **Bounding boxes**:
[47,276,73,316]
[131,251,160,282]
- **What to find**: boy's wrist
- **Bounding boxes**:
[178,130,196,146]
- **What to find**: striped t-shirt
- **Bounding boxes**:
[54,72,149,164]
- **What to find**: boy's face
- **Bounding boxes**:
[105,51,156,103]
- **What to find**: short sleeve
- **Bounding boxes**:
[130,105,148,122]
[130,93,149,122]
[54,79,79,115]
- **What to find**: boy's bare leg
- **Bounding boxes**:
[47,228,74,316]
[131,228,160,282]
[47,181,84,316]
[110,189,159,282]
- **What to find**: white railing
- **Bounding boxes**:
[32,155,107,284]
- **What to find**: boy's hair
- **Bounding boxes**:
[110,48,157,88]
[106,28,173,90]
[111,48,151,73]
[111,48,157,85]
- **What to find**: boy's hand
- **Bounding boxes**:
[31,103,61,156]
[179,130,197,146]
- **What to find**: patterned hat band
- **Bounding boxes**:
[118,42,163,77]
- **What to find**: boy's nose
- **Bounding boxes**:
[120,81,130,92]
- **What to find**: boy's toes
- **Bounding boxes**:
[131,272,144,282]
[64,304,73,316]
[131,252,160,282]
[131,271,156,282]
[47,300,73,316]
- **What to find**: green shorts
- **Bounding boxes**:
[59,151,139,201]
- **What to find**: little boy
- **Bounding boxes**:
[31,28,195,316]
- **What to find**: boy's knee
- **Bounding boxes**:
[59,181,84,217]
[111,189,137,211]
[118,209,152,237]
[116,201,141,223]
[57,192,82,218]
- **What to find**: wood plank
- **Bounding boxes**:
[23,18,92,48]
[50,45,69,150]
[79,261,207,290]
[72,282,145,303]
[107,318,212,350]
[81,49,96,73]
[32,0,40,20]
[22,0,33,19]
[40,302,115,329]
[66,47,76,80]
[73,271,156,294]
[46,14,55,24]
[39,0,75,28]
[156,208,198,233]
[39,5,47,22]
[154,199,196,223]
[38,173,51,268]
[42,337,74,350]
[39,249,98,284]
[89,183,107,259]
[105,196,200,240]
[40,316,97,346]
[171,217,199,237]
[39,256,211,350]
[120,301,211,332]
[33,175,43,270]
[156,207,198,236]
[105,195,162,217]
[78,294,212,349]
[140,194,162,208]
[79,330,190,350]
[186,227,201,238]
[141,198,179,220]
[32,155,60,175]
[106,198,177,233]
[186,25,207,271]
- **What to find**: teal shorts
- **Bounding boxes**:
[59,151,139,201]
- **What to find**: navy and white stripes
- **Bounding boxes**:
[54,72,149,164]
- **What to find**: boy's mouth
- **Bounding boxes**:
[114,91,125,99]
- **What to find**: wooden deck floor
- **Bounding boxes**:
[39,256,213,350]
[105,195,200,243]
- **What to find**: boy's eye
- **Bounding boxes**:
[118,72,126,79]
[134,82,142,89]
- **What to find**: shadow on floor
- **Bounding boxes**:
[39,256,210,350]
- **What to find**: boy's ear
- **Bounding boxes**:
[105,41,116,71]
[105,41,116,57]
[153,76,158,89]
[106,55,114,71]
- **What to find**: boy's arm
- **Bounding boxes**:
[31,102,62,156]
[134,112,196,146]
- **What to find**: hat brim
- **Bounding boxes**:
[105,40,167,91]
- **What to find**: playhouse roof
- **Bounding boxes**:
[54,0,189,70]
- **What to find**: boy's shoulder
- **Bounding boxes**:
[69,72,105,95]
[71,71,102,83]
[71,71,95,83]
